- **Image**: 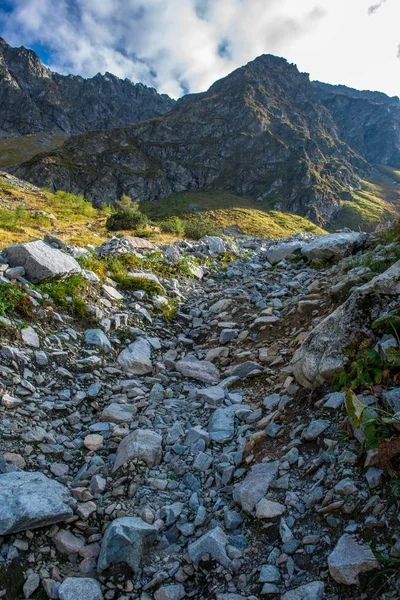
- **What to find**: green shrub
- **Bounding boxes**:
[51,190,94,216]
[0,283,28,317]
[106,209,148,231]
[133,226,156,239]
[38,274,93,319]
[115,194,139,212]
[160,297,179,321]
[112,273,164,296]
[159,217,185,236]
[183,219,218,240]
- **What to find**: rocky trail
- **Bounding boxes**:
[0,231,399,600]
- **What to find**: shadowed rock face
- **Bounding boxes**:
[313,81,400,168]
[15,54,367,224]
[0,37,175,138]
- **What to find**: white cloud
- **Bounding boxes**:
[368,0,388,15]
[0,0,399,98]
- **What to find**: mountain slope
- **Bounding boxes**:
[313,81,400,168]
[0,37,175,139]
[15,54,367,225]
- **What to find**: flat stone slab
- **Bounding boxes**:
[256,499,286,519]
[302,232,366,262]
[282,581,325,600]
[208,407,235,443]
[0,471,73,535]
[100,403,138,424]
[113,429,163,472]
[85,329,112,352]
[176,356,220,384]
[233,461,279,513]
[265,242,303,264]
[59,577,103,600]
[229,361,262,379]
[328,533,379,585]
[2,240,81,283]
[117,338,152,374]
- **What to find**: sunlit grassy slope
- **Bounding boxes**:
[0,179,326,249]
[1,165,399,250]
[0,174,111,248]
[140,191,326,237]
[329,167,400,232]
[0,133,67,169]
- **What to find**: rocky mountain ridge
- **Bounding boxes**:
[313,81,400,168]
[1,36,400,230]
[15,54,367,225]
[0,37,175,138]
[0,227,399,599]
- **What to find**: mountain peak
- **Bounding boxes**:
[0,36,175,138]
[15,49,365,226]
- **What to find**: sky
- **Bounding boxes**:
[0,0,399,99]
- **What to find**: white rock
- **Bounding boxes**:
[117,338,152,374]
[154,584,185,600]
[265,242,303,264]
[113,429,163,472]
[21,326,40,348]
[23,573,40,599]
[2,240,81,283]
[233,462,279,513]
[256,499,286,519]
[58,577,103,600]
[328,534,379,585]
[100,403,137,423]
[0,471,73,535]
[302,232,366,261]
[282,581,325,600]
[176,355,220,384]
[208,407,235,443]
[85,329,111,352]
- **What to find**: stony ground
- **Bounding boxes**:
[0,232,399,600]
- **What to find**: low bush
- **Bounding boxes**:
[38,274,93,319]
[112,273,164,296]
[0,283,29,317]
[159,217,185,236]
[183,219,218,240]
[106,209,148,231]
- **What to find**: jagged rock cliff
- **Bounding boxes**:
[0,37,175,137]
[313,81,400,168]
[15,55,367,224]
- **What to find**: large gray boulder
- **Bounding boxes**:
[97,517,157,572]
[328,534,379,585]
[100,403,138,424]
[85,329,112,352]
[302,232,366,262]
[208,407,235,443]
[265,241,303,264]
[113,429,163,472]
[154,584,185,600]
[117,338,152,374]
[1,240,81,283]
[176,355,220,384]
[59,577,103,600]
[0,471,73,535]
[292,260,400,388]
[233,461,279,513]
[200,236,226,254]
[282,581,325,600]
[188,527,231,568]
